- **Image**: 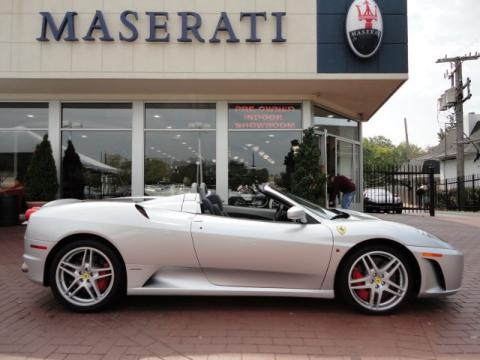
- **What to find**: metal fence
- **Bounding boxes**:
[364,166,435,216]
[436,174,480,212]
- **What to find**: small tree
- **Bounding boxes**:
[62,140,85,199]
[290,128,326,203]
[281,139,299,190]
[25,135,58,201]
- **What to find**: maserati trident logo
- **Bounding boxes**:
[346,0,383,59]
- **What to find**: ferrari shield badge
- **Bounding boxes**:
[336,226,347,236]
[346,0,383,59]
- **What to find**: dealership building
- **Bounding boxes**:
[0,0,408,210]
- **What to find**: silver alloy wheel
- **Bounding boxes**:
[348,251,408,312]
[55,247,115,307]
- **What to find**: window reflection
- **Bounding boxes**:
[146,103,216,130]
[144,104,216,196]
[0,103,48,129]
[145,132,216,196]
[61,132,132,199]
[62,103,132,129]
[228,131,301,206]
[0,130,48,209]
[0,103,49,210]
[61,104,132,199]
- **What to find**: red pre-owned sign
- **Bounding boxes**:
[229,104,302,130]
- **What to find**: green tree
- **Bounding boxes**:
[281,139,299,190]
[363,136,426,170]
[145,159,169,184]
[363,136,398,169]
[396,142,425,164]
[62,140,85,199]
[290,128,326,203]
[105,154,132,185]
[25,135,58,201]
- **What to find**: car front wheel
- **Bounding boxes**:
[337,245,413,314]
[49,239,125,312]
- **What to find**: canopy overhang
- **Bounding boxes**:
[0,74,407,121]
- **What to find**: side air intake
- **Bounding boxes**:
[135,205,149,219]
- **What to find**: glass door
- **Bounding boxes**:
[316,129,361,210]
[336,139,361,210]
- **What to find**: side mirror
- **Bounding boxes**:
[287,206,307,224]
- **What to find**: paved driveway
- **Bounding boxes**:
[0,213,479,360]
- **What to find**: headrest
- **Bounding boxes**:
[191,183,198,194]
[199,183,207,198]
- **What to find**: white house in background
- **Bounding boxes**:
[410,113,480,181]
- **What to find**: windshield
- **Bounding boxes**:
[268,184,338,220]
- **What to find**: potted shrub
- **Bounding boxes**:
[62,140,85,199]
[25,135,58,208]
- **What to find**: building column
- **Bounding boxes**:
[216,101,229,201]
[302,100,312,128]
[132,101,145,197]
[48,101,61,190]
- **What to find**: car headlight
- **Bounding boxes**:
[417,229,441,241]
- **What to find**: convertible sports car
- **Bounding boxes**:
[22,183,464,314]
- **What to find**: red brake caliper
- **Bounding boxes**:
[96,261,109,293]
[352,267,370,301]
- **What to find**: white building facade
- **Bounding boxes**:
[0,0,408,208]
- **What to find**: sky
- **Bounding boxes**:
[363,0,480,148]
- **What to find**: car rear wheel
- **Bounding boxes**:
[49,239,125,312]
[337,245,413,314]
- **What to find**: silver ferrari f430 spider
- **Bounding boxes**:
[23,183,464,314]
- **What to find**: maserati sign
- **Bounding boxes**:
[346,0,383,59]
[36,11,287,43]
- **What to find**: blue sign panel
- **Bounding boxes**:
[317,0,408,73]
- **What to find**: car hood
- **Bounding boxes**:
[330,208,380,221]
[325,210,453,250]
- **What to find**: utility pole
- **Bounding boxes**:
[404,117,410,165]
[437,53,479,208]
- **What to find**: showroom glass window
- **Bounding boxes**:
[228,104,302,206]
[0,103,48,205]
[145,104,216,196]
[61,103,132,199]
[313,106,359,141]
[313,106,361,202]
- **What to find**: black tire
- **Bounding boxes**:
[336,244,414,315]
[49,239,125,312]
[395,209,403,214]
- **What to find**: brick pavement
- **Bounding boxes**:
[0,213,479,360]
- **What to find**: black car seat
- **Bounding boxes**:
[207,194,229,217]
[198,183,222,216]
[200,197,215,215]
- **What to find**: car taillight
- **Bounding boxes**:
[25,207,41,221]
